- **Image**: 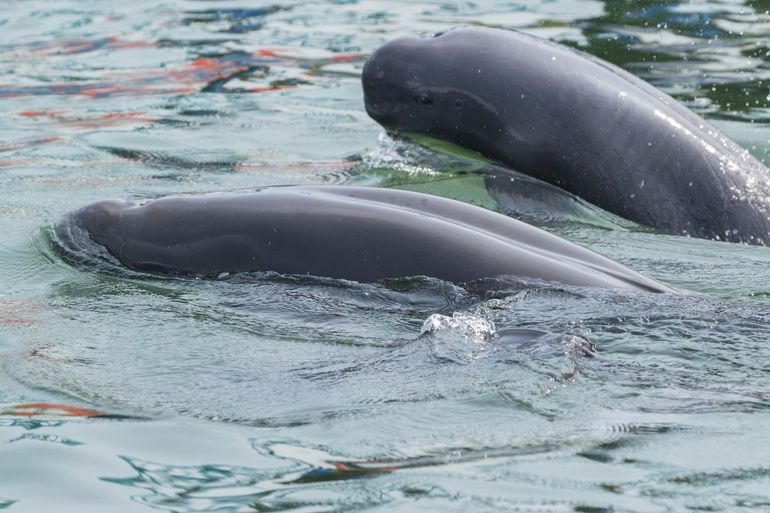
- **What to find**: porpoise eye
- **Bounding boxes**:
[454,99,463,107]
[415,95,433,105]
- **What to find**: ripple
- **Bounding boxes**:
[0,230,72,293]
[102,451,401,512]
[2,0,770,510]
[181,6,287,35]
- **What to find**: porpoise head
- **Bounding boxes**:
[362,28,511,151]
[56,199,131,257]
[53,194,271,276]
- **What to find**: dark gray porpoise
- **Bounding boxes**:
[55,186,671,292]
[362,27,770,244]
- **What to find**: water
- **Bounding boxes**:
[1,0,770,511]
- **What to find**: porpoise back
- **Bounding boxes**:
[55,185,672,292]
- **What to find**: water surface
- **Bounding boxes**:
[1,0,770,511]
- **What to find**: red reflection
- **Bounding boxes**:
[3,403,103,418]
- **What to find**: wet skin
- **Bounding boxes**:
[362,27,770,245]
[55,185,671,292]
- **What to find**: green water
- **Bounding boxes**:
[1,0,770,511]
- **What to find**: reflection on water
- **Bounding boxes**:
[580,0,770,124]
[0,0,769,511]
[182,6,285,34]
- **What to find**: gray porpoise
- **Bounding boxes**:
[54,186,671,292]
[362,27,770,244]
